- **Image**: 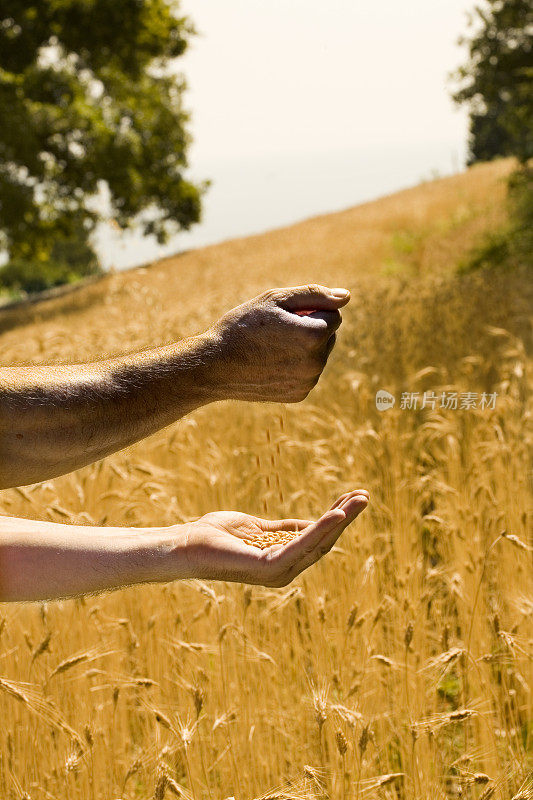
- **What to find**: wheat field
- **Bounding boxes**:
[0,159,531,800]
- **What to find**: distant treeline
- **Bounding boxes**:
[453,0,532,273]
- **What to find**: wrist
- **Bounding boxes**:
[184,328,228,404]
[131,523,195,585]
[199,320,251,403]
[151,328,229,410]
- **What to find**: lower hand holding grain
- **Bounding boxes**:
[181,490,368,587]
[0,491,368,601]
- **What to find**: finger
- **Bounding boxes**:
[276,308,342,352]
[290,309,342,337]
[263,489,369,531]
[268,489,368,531]
[267,491,368,534]
[261,518,313,532]
[294,494,368,572]
[330,489,368,510]
[330,492,352,510]
[270,508,347,564]
[275,493,368,565]
[323,331,337,360]
[275,284,350,312]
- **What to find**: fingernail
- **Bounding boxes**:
[331,288,349,297]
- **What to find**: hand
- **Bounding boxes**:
[207,284,350,402]
[180,490,368,587]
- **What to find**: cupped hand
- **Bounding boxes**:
[207,284,350,403]
[181,490,368,587]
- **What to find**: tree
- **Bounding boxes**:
[0,0,203,289]
[453,0,532,165]
[0,219,103,293]
[452,0,532,274]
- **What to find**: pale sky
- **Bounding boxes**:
[95,0,475,269]
[178,0,472,161]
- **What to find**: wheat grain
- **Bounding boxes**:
[244,530,301,550]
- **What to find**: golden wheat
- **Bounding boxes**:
[0,161,531,799]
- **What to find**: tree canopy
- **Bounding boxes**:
[0,0,203,270]
[453,0,532,164]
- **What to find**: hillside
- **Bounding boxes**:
[0,158,516,356]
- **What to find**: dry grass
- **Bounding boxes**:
[0,159,531,800]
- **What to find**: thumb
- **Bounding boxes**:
[275,284,350,312]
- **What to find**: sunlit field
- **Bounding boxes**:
[0,160,531,800]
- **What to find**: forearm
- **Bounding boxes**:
[0,330,224,488]
[0,515,192,602]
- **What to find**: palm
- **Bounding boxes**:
[183,490,368,587]
[199,510,291,546]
